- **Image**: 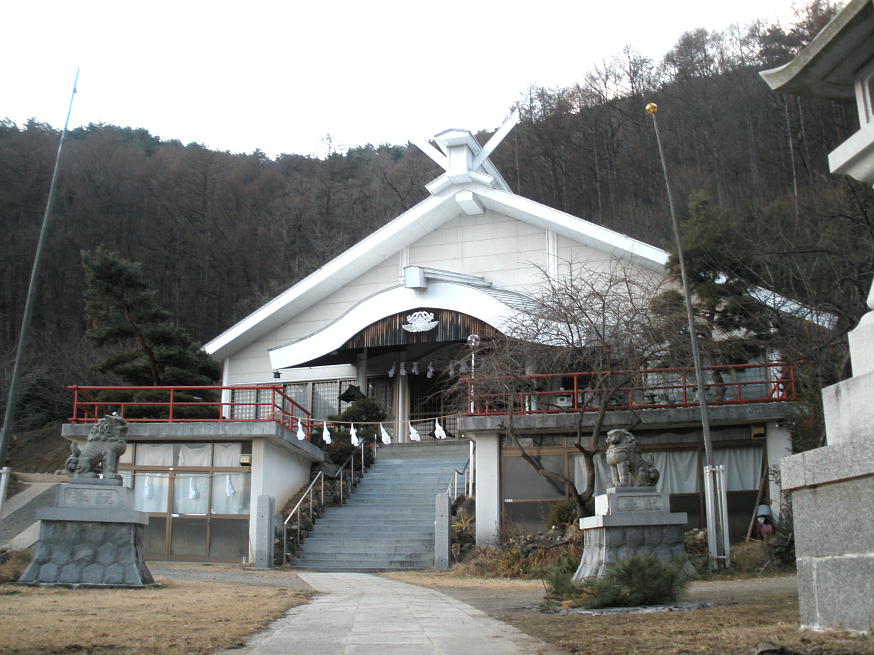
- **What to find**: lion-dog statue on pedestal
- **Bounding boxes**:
[65,414,128,480]
[605,428,660,488]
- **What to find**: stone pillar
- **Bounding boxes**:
[474,432,501,546]
[765,420,792,518]
[253,494,275,569]
[356,349,368,392]
[781,290,874,633]
[396,357,409,443]
[434,493,450,570]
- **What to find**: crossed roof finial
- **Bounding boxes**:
[415,110,519,194]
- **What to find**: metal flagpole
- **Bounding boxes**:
[0,69,80,512]
[645,102,728,569]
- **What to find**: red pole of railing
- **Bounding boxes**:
[573,374,579,410]
[168,388,174,423]
[70,386,78,422]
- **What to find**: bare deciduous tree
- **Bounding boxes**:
[463,259,669,517]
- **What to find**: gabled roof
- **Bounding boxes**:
[204,125,670,361]
[204,181,669,361]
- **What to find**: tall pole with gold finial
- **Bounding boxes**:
[0,70,79,514]
[646,102,729,569]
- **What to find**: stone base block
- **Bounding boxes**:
[573,522,687,583]
[783,455,874,634]
[574,489,688,584]
[797,555,874,633]
[821,371,874,446]
[18,522,153,587]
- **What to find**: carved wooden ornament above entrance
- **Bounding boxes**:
[402,311,438,333]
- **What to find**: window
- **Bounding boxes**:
[121,441,252,562]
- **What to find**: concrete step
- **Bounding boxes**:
[296,546,431,557]
[302,527,434,537]
[291,564,431,572]
[316,508,434,517]
[301,533,432,552]
[310,520,434,529]
[292,556,433,569]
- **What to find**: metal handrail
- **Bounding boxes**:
[67,384,312,435]
[282,471,325,563]
[280,442,368,564]
[333,443,366,504]
[445,456,471,499]
[465,361,796,416]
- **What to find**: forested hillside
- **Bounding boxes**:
[2,1,872,433]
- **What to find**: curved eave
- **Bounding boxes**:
[204,193,459,360]
[475,186,668,271]
[268,282,524,369]
[759,0,874,100]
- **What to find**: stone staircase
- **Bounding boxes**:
[291,441,470,572]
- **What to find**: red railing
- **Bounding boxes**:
[67,385,312,437]
[465,362,796,416]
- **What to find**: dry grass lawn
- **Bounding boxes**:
[0,579,311,655]
[388,572,874,655]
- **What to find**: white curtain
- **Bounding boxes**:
[178,444,210,467]
[173,473,209,515]
[211,472,251,515]
[135,443,174,466]
[574,450,700,496]
[650,450,699,493]
[134,472,169,512]
[573,453,611,496]
[714,447,762,491]
[213,443,242,467]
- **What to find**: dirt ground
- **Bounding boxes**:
[0,569,311,655]
[3,563,873,655]
[387,572,874,655]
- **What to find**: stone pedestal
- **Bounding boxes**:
[781,301,874,633]
[18,481,153,587]
[573,487,687,583]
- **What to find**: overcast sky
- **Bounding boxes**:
[2,0,801,158]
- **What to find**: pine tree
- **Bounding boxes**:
[653,192,777,368]
[82,246,220,386]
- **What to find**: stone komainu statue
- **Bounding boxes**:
[605,428,660,488]
[65,414,128,480]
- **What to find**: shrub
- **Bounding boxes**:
[546,498,578,530]
[0,550,31,583]
[730,540,770,573]
[542,553,580,600]
[578,553,691,608]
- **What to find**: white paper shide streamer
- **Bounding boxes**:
[323,421,332,445]
[188,476,200,500]
[434,419,447,440]
[297,417,306,441]
[409,422,421,441]
[350,423,360,447]
[380,423,392,445]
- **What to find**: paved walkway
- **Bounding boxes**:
[228,572,559,655]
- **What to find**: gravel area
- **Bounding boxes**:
[147,562,312,590]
